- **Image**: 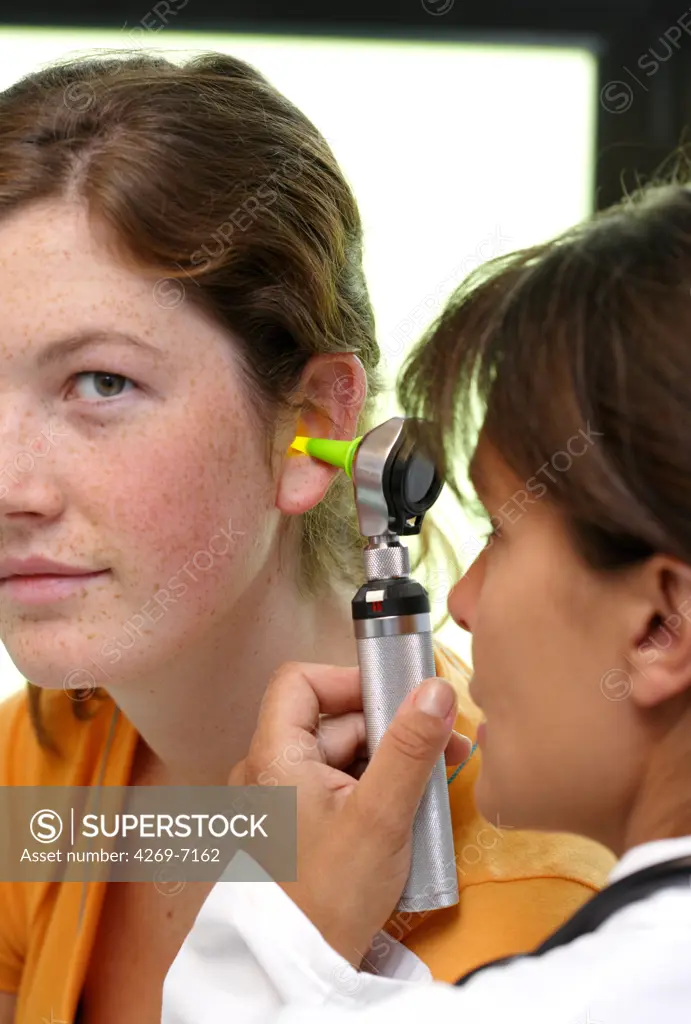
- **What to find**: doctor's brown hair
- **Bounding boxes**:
[0,51,381,744]
[399,180,691,572]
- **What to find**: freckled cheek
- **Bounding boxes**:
[95,437,277,577]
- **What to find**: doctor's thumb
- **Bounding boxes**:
[353,677,457,842]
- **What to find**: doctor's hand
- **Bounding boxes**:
[228,661,470,967]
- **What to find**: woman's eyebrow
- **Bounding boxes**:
[36,329,165,367]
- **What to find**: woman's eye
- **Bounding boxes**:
[69,372,135,402]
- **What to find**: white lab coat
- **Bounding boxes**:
[162,834,691,1024]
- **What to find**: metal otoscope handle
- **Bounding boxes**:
[351,418,459,913]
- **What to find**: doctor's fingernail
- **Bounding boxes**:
[415,678,456,719]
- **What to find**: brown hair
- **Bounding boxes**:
[399,178,691,572]
[0,50,382,741]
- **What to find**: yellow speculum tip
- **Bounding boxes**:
[290,436,311,455]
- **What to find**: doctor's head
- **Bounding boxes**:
[401,182,691,854]
[0,52,380,701]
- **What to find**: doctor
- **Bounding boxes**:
[162,180,691,1023]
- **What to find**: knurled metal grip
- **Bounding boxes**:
[363,543,410,581]
[352,578,459,913]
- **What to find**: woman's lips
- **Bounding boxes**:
[0,570,109,604]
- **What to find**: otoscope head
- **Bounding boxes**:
[291,418,443,540]
[383,420,443,533]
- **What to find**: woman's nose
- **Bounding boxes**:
[0,426,66,520]
[447,551,485,633]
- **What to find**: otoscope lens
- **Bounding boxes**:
[404,456,437,507]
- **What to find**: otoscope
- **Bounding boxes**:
[292,418,459,913]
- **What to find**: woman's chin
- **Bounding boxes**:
[13,665,81,692]
[2,643,100,693]
[473,770,497,819]
[474,771,519,830]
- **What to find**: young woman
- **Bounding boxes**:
[162,177,691,1023]
[0,51,613,1024]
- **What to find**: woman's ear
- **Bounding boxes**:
[276,353,367,516]
[626,557,691,709]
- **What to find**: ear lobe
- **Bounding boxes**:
[275,353,367,517]
[276,453,338,515]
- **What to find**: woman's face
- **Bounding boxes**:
[447,440,651,843]
[0,200,283,691]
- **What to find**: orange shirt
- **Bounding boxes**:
[0,647,615,1021]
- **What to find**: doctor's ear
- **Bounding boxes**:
[275,353,367,516]
[625,556,691,709]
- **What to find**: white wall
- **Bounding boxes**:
[0,27,597,696]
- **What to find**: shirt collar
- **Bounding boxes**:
[608,834,691,885]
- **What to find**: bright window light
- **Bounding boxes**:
[0,26,597,695]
